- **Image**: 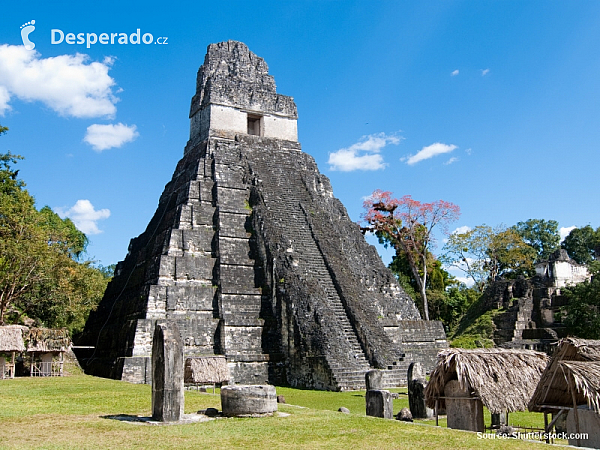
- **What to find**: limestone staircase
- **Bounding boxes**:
[493,297,535,344]
[253,152,375,390]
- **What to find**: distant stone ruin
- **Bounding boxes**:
[482,249,591,352]
[77,40,446,390]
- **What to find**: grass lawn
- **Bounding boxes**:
[0,375,550,449]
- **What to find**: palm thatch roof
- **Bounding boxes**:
[0,326,26,352]
[425,348,549,414]
[184,356,229,384]
[529,338,600,413]
[26,328,70,352]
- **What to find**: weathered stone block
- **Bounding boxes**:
[175,254,215,281]
[166,286,216,312]
[444,380,484,432]
[217,187,249,214]
[408,362,433,419]
[220,385,277,416]
[218,212,251,238]
[227,361,270,385]
[365,370,384,390]
[152,321,184,422]
[366,389,393,419]
[120,357,151,384]
[182,228,213,253]
[218,237,253,265]
[223,325,264,353]
[219,265,258,294]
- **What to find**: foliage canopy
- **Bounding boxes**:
[361,189,460,321]
[0,134,108,333]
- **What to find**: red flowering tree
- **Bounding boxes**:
[361,190,460,320]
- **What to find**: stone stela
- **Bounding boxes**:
[77,40,447,391]
[152,321,184,422]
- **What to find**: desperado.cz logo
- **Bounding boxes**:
[51,28,168,48]
[20,20,36,50]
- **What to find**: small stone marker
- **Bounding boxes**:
[338,407,350,414]
[152,320,184,422]
[397,407,413,422]
[365,369,384,391]
[407,362,433,419]
[277,395,286,404]
[365,390,393,419]
[221,385,277,417]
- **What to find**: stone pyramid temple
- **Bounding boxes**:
[78,41,447,390]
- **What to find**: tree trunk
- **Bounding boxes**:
[420,253,429,321]
[400,246,429,321]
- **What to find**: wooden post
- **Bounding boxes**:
[566,373,581,447]
[544,412,549,444]
[435,399,439,427]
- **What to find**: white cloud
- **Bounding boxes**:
[465,148,472,155]
[452,225,472,235]
[560,226,576,242]
[84,123,138,151]
[444,157,458,165]
[481,68,490,76]
[328,132,402,171]
[0,44,118,118]
[0,86,10,115]
[55,200,110,235]
[455,276,475,287]
[451,69,459,76]
[404,142,457,165]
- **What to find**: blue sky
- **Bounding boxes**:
[1,1,599,280]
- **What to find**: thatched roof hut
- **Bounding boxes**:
[529,338,600,413]
[0,326,26,353]
[425,348,549,414]
[26,328,70,353]
[184,356,229,384]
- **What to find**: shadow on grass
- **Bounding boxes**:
[101,414,214,425]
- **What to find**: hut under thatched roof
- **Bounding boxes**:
[0,326,27,379]
[529,338,600,413]
[184,356,229,385]
[425,347,549,414]
[528,338,600,447]
[26,328,70,353]
[0,326,26,353]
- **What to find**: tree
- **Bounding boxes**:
[0,151,24,195]
[512,219,560,261]
[441,224,536,291]
[0,146,108,332]
[441,225,494,292]
[488,228,537,279]
[561,225,600,265]
[562,267,600,339]
[362,190,460,320]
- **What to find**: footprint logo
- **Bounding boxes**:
[20,20,36,50]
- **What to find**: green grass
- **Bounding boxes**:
[0,375,548,449]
